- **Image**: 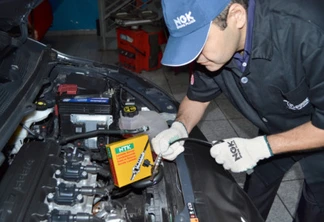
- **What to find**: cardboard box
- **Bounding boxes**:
[106,134,153,187]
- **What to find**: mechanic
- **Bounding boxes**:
[151,0,324,221]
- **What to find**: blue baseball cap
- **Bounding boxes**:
[161,0,230,66]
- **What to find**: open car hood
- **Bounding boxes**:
[0,0,42,60]
[0,0,41,31]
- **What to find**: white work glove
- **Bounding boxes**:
[151,121,188,160]
[210,136,273,173]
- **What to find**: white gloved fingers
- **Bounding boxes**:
[151,121,188,161]
[231,163,248,173]
[209,136,273,173]
[214,155,225,164]
[222,162,230,170]
[151,133,173,154]
[160,142,179,156]
[210,144,225,164]
[210,145,221,158]
[162,144,184,161]
[151,137,184,160]
[158,139,172,154]
[234,162,255,173]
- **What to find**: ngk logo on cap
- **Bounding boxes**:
[173,11,196,29]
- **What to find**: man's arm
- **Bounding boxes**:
[268,121,324,154]
[210,121,324,173]
[175,96,210,133]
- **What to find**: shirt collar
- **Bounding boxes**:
[233,0,256,70]
[229,0,273,72]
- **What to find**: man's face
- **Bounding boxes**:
[196,23,242,72]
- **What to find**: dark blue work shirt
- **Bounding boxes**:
[188,0,324,135]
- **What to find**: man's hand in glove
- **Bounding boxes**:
[210,136,274,173]
[151,121,188,161]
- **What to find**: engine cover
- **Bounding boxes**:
[0,141,62,221]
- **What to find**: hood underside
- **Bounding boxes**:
[0,0,41,31]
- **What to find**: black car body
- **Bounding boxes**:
[0,1,263,221]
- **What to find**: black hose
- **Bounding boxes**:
[59,126,149,145]
[52,117,59,139]
[84,165,110,178]
[89,216,105,222]
[130,138,219,189]
[113,87,121,121]
[93,188,107,196]
[20,123,44,140]
[169,137,224,147]
[131,166,164,189]
[98,168,111,178]
[79,187,107,196]
[119,87,125,108]
[110,186,132,199]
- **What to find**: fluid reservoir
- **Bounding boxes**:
[118,105,168,140]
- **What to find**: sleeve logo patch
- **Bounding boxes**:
[283,97,309,111]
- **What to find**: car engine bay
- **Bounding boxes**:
[0,51,183,222]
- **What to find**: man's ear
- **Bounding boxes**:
[228,3,247,29]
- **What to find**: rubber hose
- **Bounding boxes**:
[59,127,149,145]
[131,167,164,189]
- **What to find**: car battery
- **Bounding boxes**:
[58,96,113,149]
[116,26,166,73]
[57,84,113,149]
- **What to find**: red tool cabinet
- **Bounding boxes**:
[28,0,53,41]
[116,26,166,73]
